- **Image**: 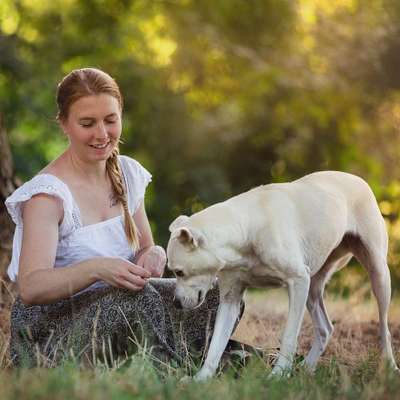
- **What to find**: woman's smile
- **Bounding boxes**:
[89,141,111,150]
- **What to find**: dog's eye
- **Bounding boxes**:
[175,270,185,278]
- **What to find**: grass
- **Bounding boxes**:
[0,354,399,400]
[0,280,400,399]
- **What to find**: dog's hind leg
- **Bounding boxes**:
[304,250,352,371]
[349,231,398,370]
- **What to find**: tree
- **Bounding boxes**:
[0,113,19,277]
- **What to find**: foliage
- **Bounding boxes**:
[1,0,400,286]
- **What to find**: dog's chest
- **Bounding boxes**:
[239,265,286,288]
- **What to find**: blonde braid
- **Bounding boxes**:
[106,148,140,250]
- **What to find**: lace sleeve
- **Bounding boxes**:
[5,174,75,236]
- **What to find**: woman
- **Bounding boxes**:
[5,68,235,368]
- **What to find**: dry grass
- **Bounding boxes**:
[233,288,400,368]
[0,278,16,368]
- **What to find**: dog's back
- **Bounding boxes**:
[224,171,385,274]
[253,170,380,232]
[292,171,385,246]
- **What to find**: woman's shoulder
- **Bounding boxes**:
[118,154,146,170]
[118,155,152,181]
[118,155,152,213]
[5,173,74,226]
[6,173,71,202]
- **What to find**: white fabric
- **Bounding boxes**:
[5,155,152,285]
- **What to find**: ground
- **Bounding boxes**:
[1,281,400,400]
[232,288,400,368]
[1,280,399,369]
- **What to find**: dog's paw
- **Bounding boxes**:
[268,365,291,380]
[298,358,317,375]
[193,368,215,382]
[179,375,192,384]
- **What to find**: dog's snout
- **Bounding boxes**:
[173,297,182,309]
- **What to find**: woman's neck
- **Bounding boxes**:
[62,149,108,185]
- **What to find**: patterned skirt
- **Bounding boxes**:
[9,278,231,368]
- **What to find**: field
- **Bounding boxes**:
[0,279,399,400]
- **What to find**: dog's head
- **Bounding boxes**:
[167,215,223,309]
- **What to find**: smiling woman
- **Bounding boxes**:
[4,68,244,368]
[59,94,121,162]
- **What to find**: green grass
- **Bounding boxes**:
[1,353,399,400]
[1,289,399,399]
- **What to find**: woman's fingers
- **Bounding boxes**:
[141,253,165,277]
[147,259,163,277]
[133,246,166,278]
[115,271,147,288]
[128,264,151,278]
[124,271,148,286]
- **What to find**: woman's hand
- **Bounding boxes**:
[97,257,151,291]
[135,245,167,278]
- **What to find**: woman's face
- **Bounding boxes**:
[61,93,122,163]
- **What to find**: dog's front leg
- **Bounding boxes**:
[194,294,242,381]
[271,272,310,377]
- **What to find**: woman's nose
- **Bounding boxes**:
[95,122,108,139]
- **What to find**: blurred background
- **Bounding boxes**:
[1,0,400,295]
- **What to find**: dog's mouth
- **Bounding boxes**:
[177,290,206,310]
[195,290,205,309]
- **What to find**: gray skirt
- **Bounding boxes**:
[10,278,228,368]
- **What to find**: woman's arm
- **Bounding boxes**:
[18,194,150,305]
[133,201,167,277]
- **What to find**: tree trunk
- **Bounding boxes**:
[0,113,19,279]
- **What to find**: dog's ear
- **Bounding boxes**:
[169,215,190,232]
[171,227,206,248]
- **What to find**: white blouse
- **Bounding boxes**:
[5,155,152,290]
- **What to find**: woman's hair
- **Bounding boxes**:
[56,68,140,250]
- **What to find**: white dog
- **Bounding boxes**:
[167,171,398,380]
